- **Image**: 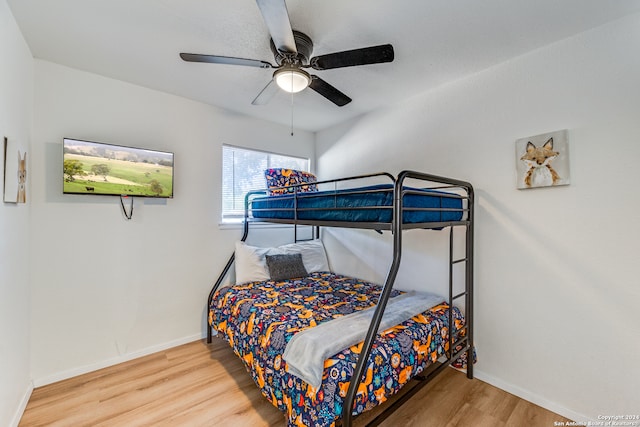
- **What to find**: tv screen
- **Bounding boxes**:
[63,138,174,198]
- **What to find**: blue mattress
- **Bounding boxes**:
[251,184,464,224]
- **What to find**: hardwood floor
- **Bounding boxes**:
[20,339,572,426]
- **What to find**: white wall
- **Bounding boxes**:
[29,60,314,384]
[0,1,33,426]
[317,13,640,422]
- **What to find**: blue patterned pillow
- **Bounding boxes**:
[264,168,318,196]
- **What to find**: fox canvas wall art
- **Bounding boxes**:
[3,137,27,203]
[516,130,570,189]
[17,150,27,203]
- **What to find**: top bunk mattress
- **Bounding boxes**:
[250,184,465,224]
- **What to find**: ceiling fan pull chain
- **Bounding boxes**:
[290,90,294,136]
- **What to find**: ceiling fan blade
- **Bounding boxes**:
[180,53,273,69]
[251,79,279,105]
[255,0,297,54]
[309,75,352,107]
[310,44,394,70]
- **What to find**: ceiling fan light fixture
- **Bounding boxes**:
[274,67,310,93]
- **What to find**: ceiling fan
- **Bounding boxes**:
[180,0,394,107]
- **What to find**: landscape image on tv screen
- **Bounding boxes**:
[63,138,174,198]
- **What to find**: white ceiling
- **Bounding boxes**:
[8,0,640,132]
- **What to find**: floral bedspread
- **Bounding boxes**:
[209,272,469,426]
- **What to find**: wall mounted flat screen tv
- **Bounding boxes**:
[63,138,174,198]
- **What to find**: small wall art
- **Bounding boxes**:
[3,136,27,203]
[515,129,570,190]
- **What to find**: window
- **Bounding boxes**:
[222,144,310,223]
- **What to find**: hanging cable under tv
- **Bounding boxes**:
[120,195,133,220]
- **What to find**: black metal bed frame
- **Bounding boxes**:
[206,170,474,427]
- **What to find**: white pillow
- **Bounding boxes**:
[278,240,329,274]
[234,240,329,285]
[234,241,276,285]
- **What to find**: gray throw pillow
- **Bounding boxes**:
[266,253,309,281]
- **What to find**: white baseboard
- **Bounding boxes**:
[32,332,204,388]
[474,369,592,423]
[10,380,34,427]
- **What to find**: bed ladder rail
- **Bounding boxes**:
[448,222,473,379]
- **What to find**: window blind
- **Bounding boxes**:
[222,145,309,222]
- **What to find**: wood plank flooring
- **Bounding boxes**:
[20,339,573,426]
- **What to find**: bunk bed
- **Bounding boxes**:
[207,170,474,427]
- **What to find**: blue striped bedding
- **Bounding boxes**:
[250,184,464,224]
